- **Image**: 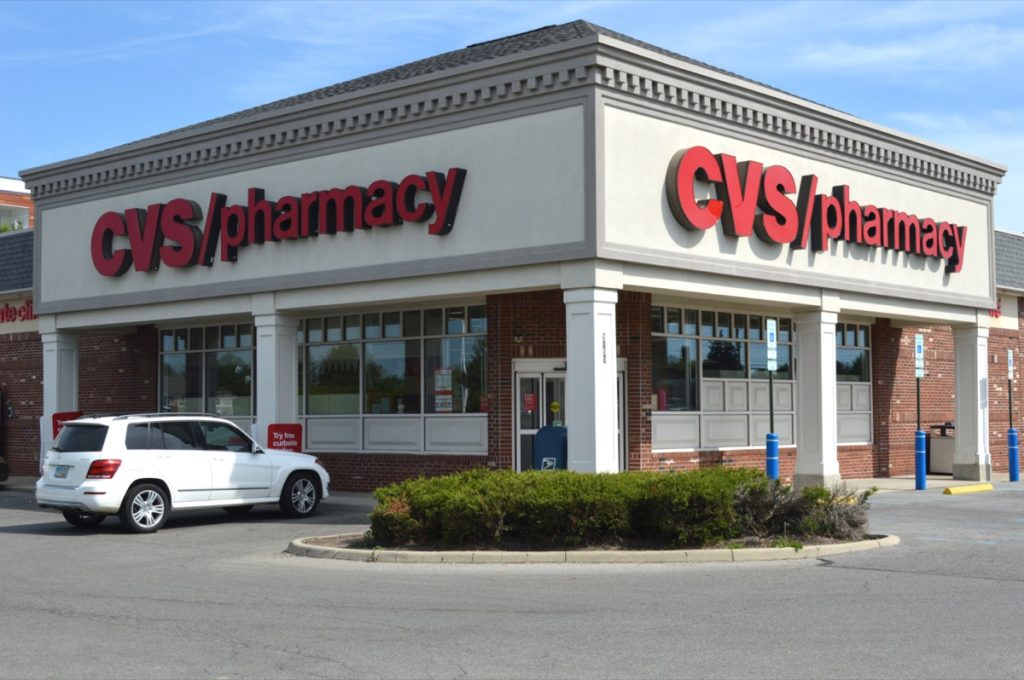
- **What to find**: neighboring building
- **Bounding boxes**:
[10,21,1013,490]
[0,177,34,232]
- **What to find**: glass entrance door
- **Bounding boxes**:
[516,372,566,471]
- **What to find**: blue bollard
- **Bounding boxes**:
[915,430,927,490]
[766,432,779,481]
[1009,428,1020,483]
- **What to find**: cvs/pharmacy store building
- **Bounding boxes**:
[19,22,1007,490]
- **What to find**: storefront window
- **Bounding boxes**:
[702,340,746,378]
[750,343,792,380]
[651,306,795,405]
[652,336,699,411]
[836,323,871,382]
[364,340,421,414]
[425,336,487,413]
[300,305,487,420]
[306,344,359,415]
[160,353,203,412]
[206,351,253,417]
[159,324,254,416]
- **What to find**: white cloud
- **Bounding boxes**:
[887,108,1024,230]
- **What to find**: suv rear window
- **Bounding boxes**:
[52,424,109,452]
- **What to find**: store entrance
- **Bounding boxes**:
[513,359,625,471]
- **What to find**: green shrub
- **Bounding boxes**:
[631,468,764,546]
[367,469,875,549]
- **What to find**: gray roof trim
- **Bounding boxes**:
[21,20,1006,204]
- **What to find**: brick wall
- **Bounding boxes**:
[646,446,799,481]
[485,289,567,472]
[617,291,652,471]
[79,326,159,415]
[870,319,956,477]
[0,331,41,475]
[987,298,1022,473]
[0,326,158,476]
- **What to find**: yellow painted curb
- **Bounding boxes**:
[943,483,994,495]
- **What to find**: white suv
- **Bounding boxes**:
[36,414,330,533]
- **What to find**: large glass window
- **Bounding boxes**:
[652,337,699,411]
[702,340,746,379]
[425,336,487,413]
[651,306,795,412]
[306,344,360,415]
[365,340,421,414]
[159,324,254,416]
[299,305,487,417]
[836,323,871,382]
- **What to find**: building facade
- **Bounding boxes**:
[12,22,1009,490]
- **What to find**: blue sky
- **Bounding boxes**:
[3,0,1022,230]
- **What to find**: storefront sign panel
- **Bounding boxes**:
[666,145,969,274]
[0,298,37,333]
[40,107,587,313]
[602,107,992,307]
[90,169,467,277]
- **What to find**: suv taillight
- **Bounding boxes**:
[86,459,122,479]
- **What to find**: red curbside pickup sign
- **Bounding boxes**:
[267,423,303,452]
[52,411,84,439]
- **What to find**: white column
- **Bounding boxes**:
[254,314,300,448]
[38,330,79,470]
[793,310,841,488]
[953,325,991,481]
[563,288,619,472]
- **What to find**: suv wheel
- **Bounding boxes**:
[280,472,320,518]
[120,483,169,533]
[62,509,106,528]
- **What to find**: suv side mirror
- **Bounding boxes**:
[253,444,265,454]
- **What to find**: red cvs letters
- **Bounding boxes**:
[666,146,968,274]
[92,168,467,277]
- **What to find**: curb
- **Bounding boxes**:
[943,483,994,495]
[286,533,900,564]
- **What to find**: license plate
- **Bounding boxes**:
[54,465,69,479]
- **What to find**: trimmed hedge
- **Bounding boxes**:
[368,468,873,549]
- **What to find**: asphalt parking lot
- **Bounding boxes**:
[2,479,1024,680]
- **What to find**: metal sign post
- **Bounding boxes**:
[1009,349,1019,482]
[765,319,779,481]
[914,334,926,491]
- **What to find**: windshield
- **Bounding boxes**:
[52,424,109,452]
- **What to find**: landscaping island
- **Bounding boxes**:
[288,468,893,562]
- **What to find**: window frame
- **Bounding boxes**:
[158,323,255,419]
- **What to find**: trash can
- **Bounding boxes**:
[928,421,955,474]
[532,425,567,470]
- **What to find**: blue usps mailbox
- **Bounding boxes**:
[533,426,568,470]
